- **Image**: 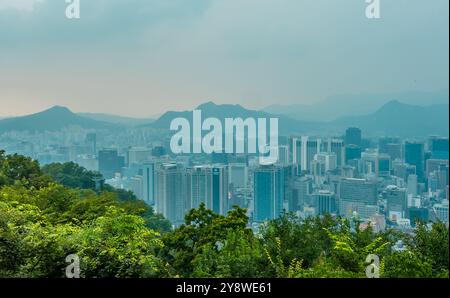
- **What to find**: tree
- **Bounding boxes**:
[159,203,251,277]
[191,229,265,278]
[0,151,51,189]
[259,213,335,270]
[381,251,433,278]
[72,207,165,278]
[411,221,449,277]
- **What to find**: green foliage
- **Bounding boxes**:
[412,221,449,276]
[0,150,51,189]
[159,203,252,277]
[0,151,449,278]
[72,206,165,278]
[381,251,433,278]
[191,229,265,278]
[42,162,99,190]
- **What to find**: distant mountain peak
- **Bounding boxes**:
[0,105,114,133]
[44,105,74,114]
[384,99,402,106]
[196,101,217,109]
[196,101,245,111]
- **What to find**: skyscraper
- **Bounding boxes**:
[155,163,187,227]
[254,163,284,222]
[405,142,425,181]
[384,185,407,221]
[345,144,362,163]
[339,178,378,218]
[142,162,155,205]
[407,174,418,196]
[188,165,229,215]
[328,139,345,168]
[98,148,123,179]
[345,127,362,147]
[430,137,449,160]
[291,176,313,212]
[311,190,337,215]
[291,137,302,168]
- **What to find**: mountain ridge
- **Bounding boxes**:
[0,106,117,133]
[0,100,448,137]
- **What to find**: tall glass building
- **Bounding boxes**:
[254,163,284,222]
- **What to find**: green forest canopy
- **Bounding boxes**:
[0,150,448,278]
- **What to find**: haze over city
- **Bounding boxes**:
[0,0,449,117]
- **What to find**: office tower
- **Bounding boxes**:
[392,160,416,181]
[426,159,449,177]
[338,178,378,218]
[311,190,336,215]
[188,165,229,215]
[98,148,123,179]
[155,163,187,227]
[291,137,303,169]
[345,127,362,147]
[127,147,152,165]
[407,174,418,196]
[211,166,229,214]
[128,175,143,200]
[377,154,391,177]
[429,137,449,160]
[228,163,248,188]
[428,172,439,193]
[361,151,391,177]
[345,144,362,163]
[385,143,402,160]
[404,141,425,181]
[75,155,99,172]
[85,133,97,156]
[291,176,313,212]
[311,152,337,185]
[328,139,345,168]
[305,138,320,172]
[314,152,337,172]
[188,166,209,210]
[278,145,290,165]
[438,164,449,190]
[142,162,155,205]
[254,163,284,222]
[378,137,400,154]
[384,185,407,221]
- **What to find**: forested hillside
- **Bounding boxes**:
[0,150,448,278]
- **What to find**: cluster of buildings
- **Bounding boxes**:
[96,128,450,231]
[1,126,448,231]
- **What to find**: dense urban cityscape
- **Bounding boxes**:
[1,105,448,233]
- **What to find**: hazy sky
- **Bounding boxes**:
[0,0,448,117]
